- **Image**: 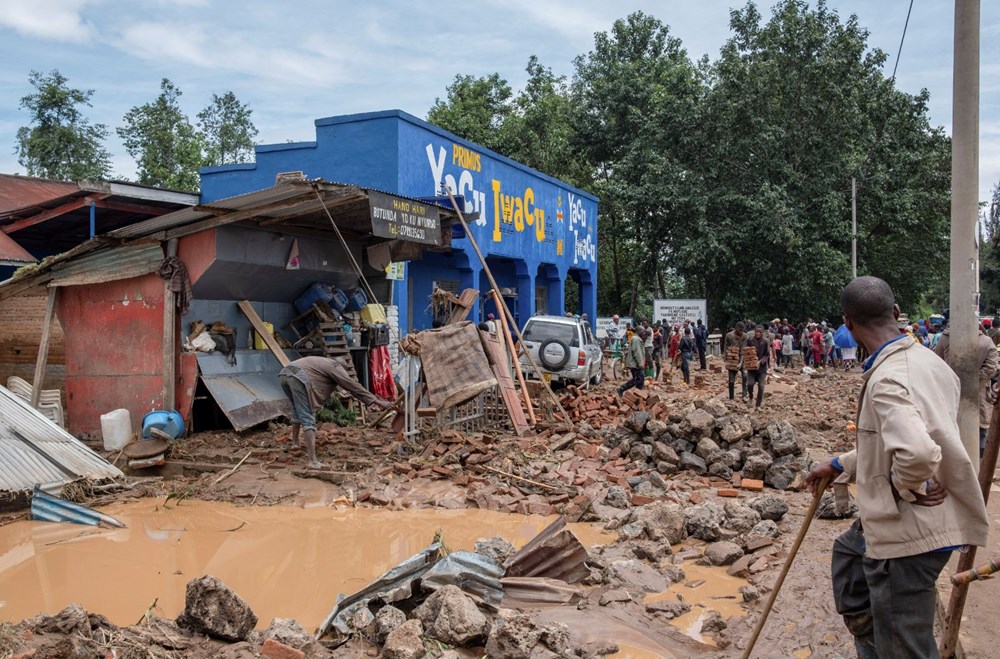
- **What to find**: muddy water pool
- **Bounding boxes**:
[0,498,614,628]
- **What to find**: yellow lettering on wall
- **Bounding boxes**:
[501,194,515,225]
[513,197,524,231]
[491,179,502,242]
[535,208,545,242]
[524,188,534,226]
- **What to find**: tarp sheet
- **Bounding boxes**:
[403,321,497,409]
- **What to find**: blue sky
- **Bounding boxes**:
[1,0,998,202]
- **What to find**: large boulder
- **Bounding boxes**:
[485,610,540,659]
[741,449,774,481]
[375,606,407,645]
[633,501,687,544]
[414,585,490,647]
[685,503,726,542]
[722,501,761,533]
[695,437,721,461]
[382,619,425,659]
[766,422,802,457]
[765,454,808,491]
[176,575,257,642]
[261,618,311,649]
[703,541,744,566]
[685,409,716,435]
[679,451,708,475]
[749,495,789,521]
[719,415,753,443]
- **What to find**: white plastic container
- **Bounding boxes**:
[100,408,132,451]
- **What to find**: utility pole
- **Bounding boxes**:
[851,177,857,279]
[947,0,981,470]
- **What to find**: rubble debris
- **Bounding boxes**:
[701,610,728,634]
[816,486,858,519]
[261,618,311,649]
[645,599,692,619]
[414,584,490,646]
[421,550,504,608]
[484,610,572,659]
[176,575,258,642]
[749,494,789,521]
[500,577,583,605]
[702,541,745,566]
[374,606,407,645]
[260,637,304,659]
[474,536,516,565]
[382,619,425,659]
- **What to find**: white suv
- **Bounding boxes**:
[519,315,603,386]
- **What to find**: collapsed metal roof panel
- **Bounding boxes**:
[0,231,37,266]
[0,385,123,493]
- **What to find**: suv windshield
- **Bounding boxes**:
[523,320,580,347]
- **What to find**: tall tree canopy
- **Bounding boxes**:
[117,79,203,192]
[198,91,258,167]
[426,1,952,326]
[15,70,112,180]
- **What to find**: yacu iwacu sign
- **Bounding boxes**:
[653,299,707,326]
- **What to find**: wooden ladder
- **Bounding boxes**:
[317,322,360,382]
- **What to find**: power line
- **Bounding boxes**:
[891,0,915,81]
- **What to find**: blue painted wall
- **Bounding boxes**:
[200,110,598,333]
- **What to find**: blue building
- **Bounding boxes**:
[200,110,598,333]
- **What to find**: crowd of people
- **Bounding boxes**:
[605,315,709,396]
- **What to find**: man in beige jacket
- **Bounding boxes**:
[807,277,988,658]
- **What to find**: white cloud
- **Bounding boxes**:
[490,0,609,40]
[115,21,355,87]
[0,0,98,43]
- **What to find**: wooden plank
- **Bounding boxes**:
[30,287,58,408]
[162,239,177,410]
[480,329,529,435]
[237,300,290,367]
[491,291,536,425]
[447,288,480,324]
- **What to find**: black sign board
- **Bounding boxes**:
[368,191,442,246]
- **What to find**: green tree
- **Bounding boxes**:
[197,91,258,166]
[675,0,950,325]
[15,70,112,180]
[980,183,1000,315]
[572,11,704,317]
[118,79,203,192]
[427,73,515,154]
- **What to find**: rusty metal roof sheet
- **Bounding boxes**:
[503,516,590,584]
[0,385,123,494]
[49,241,163,287]
[196,350,297,431]
[422,550,505,608]
[0,231,36,266]
[0,175,78,216]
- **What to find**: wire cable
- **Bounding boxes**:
[891,0,915,81]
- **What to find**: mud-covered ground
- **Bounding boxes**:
[2,358,998,658]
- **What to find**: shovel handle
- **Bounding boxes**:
[741,475,831,659]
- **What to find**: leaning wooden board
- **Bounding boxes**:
[479,330,530,436]
[238,300,290,367]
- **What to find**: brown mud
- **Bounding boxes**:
[2,360,998,657]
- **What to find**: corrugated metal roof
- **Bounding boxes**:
[196,351,297,431]
[0,231,37,265]
[0,175,79,216]
[503,516,590,584]
[49,241,163,287]
[0,385,123,493]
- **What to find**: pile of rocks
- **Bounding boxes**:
[602,397,812,492]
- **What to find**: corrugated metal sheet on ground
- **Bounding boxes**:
[0,231,36,265]
[197,350,299,431]
[422,550,504,608]
[503,516,590,584]
[49,241,163,287]
[0,385,122,493]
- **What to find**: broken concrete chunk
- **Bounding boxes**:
[703,541,744,566]
[695,437,721,460]
[626,411,651,434]
[474,536,516,565]
[262,618,311,649]
[375,605,407,645]
[652,441,679,465]
[749,495,789,521]
[740,584,765,602]
[578,640,621,658]
[633,501,687,544]
[604,559,668,593]
[646,419,669,438]
[684,502,725,542]
[722,501,761,533]
[701,610,728,634]
[679,451,708,475]
[740,449,773,481]
[598,588,632,606]
[719,414,753,443]
[35,604,91,638]
[414,585,490,647]
[176,575,257,642]
[485,610,541,659]
[699,398,728,418]
[382,619,425,659]
[726,554,754,577]
[644,599,692,619]
[685,408,716,435]
[602,486,631,509]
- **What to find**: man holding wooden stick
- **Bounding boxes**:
[806,276,988,659]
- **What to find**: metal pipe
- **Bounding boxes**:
[947,0,981,469]
[89,199,96,239]
[851,177,857,279]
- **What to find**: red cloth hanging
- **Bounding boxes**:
[368,345,397,400]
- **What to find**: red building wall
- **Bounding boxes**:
[58,276,166,436]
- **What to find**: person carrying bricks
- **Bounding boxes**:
[724,322,749,400]
[618,326,647,396]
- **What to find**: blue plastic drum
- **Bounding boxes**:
[142,410,184,440]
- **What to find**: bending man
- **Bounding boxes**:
[279,356,394,468]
